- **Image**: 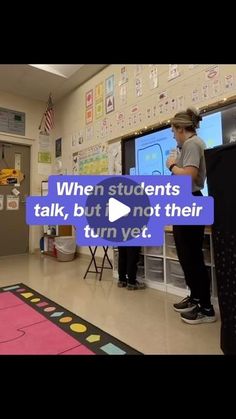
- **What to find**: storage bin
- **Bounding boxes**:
[146,269,164,282]
[169,260,184,276]
[56,250,75,262]
[146,257,164,282]
[166,245,177,258]
[171,273,186,288]
[54,236,76,262]
[145,246,163,256]
[165,232,175,246]
[146,256,163,272]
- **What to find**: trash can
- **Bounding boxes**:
[54,236,76,262]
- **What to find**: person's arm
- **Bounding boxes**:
[170,163,198,180]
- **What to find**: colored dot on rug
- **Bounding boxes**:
[59,316,73,323]
[70,323,87,333]
[44,306,56,312]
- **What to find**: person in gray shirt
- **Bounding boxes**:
[166,107,216,324]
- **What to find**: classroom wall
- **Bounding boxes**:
[2,66,235,254]
[54,64,236,176]
[54,64,236,256]
[0,90,47,252]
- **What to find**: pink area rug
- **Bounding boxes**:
[0,283,141,355]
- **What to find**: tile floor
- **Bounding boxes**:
[0,253,222,354]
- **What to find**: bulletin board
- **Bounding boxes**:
[73,143,108,175]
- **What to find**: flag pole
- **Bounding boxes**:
[38,112,45,131]
[39,92,52,131]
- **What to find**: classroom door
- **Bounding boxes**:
[0,141,30,256]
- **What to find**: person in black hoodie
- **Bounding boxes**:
[117,246,145,290]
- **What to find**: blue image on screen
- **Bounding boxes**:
[135,127,174,175]
[134,111,223,195]
[198,111,222,150]
[129,167,136,175]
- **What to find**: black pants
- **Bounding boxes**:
[118,247,140,285]
[173,224,211,307]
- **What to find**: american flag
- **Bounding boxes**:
[39,93,54,133]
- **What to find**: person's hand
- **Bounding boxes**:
[166,156,176,169]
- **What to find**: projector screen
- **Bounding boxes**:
[123,103,236,195]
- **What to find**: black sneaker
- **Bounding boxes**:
[117,281,127,288]
[127,281,146,290]
[181,305,216,324]
[173,296,198,313]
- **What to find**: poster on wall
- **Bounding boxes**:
[134,65,142,76]
[38,152,51,164]
[100,118,109,138]
[75,143,108,175]
[38,131,51,165]
[168,64,180,81]
[225,74,234,90]
[72,152,79,175]
[86,107,93,124]
[119,85,127,105]
[55,138,62,158]
[6,195,19,210]
[39,131,51,153]
[205,65,219,81]
[95,101,103,119]
[106,95,115,114]
[211,79,221,97]
[54,158,63,174]
[146,107,151,119]
[119,66,128,86]
[105,75,114,96]
[202,83,209,100]
[108,141,122,175]
[0,195,3,210]
[86,89,93,108]
[78,131,84,146]
[116,112,125,129]
[170,98,177,111]
[95,82,103,101]
[71,133,77,148]
[158,92,168,115]
[192,88,200,103]
[72,130,84,147]
[135,77,143,97]
[149,65,159,89]
[177,95,185,110]
[159,91,168,101]
[95,82,104,119]
[86,124,94,141]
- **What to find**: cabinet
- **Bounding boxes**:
[113,227,217,299]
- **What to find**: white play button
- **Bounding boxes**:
[108,198,131,222]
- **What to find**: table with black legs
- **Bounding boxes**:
[83,246,113,281]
